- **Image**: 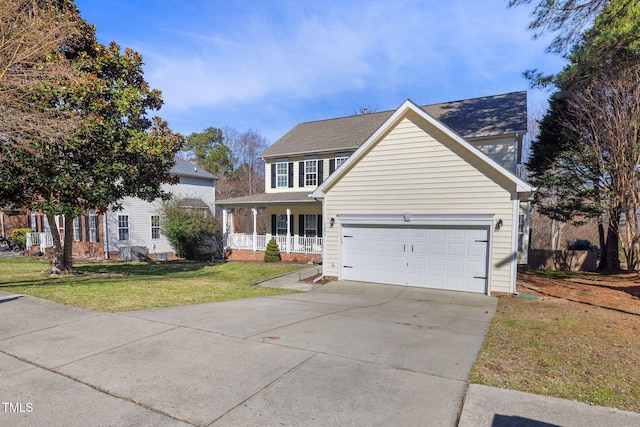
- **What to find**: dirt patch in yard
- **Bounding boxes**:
[518,270,640,317]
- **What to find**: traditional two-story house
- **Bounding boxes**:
[218,92,533,295]
[26,157,217,260]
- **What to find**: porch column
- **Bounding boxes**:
[222,208,229,248]
[251,208,257,251]
[286,208,291,253]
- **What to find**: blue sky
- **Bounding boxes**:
[75,0,566,144]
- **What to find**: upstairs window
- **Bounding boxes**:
[276,162,288,187]
[335,155,348,169]
[305,160,317,186]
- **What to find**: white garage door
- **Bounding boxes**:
[341,225,489,293]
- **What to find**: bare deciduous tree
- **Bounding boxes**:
[566,64,640,269]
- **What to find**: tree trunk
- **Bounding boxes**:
[597,214,607,270]
[46,214,65,274]
[603,209,621,272]
[63,214,74,272]
[45,214,74,273]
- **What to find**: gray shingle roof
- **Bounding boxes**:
[171,157,219,180]
[261,91,527,159]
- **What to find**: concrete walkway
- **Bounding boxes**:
[1,268,639,426]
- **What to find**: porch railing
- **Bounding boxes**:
[226,233,322,255]
[26,232,53,250]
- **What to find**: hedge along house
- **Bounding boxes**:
[218,92,533,294]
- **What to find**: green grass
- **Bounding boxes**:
[0,257,304,312]
[470,296,640,412]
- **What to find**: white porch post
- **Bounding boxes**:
[251,208,257,251]
[286,208,291,253]
[222,208,229,248]
[229,209,235,233]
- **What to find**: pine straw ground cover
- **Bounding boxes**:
[470,269,640,412]
[0,257,303,312]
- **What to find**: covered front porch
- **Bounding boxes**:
[219,191,324,258]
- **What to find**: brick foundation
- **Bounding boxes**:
[225,248,321,264]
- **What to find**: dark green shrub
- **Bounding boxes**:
[160,198,222,261]
[264,237,281,262]
[11,228,32,250]
[567,239,596,251]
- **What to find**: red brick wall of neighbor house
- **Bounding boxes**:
[225,249,320,264]
[1,210,30,238]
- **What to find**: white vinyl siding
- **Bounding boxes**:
[322,114,517,293]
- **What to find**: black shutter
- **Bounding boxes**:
[317,160,324,185]
[299,161,305,187]
[271,164,276,188]
[317,215,323,238]
[299,215,305,237]
[77,218,82,241]
[271,214,277,235]
[288,163,294,188]
[329,159,335,175]
[95,214,100,243]
[289,217,294,234]
[84,216,90,242]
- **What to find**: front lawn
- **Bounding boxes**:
[470,293,640,412]
[0,257,303,312]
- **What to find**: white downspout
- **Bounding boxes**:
[510,194,519,294]
[103,212,110,260]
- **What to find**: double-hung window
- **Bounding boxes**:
[335,155,348,169]
[89,210,99,242]
[73,217,82,241]
[276,214,288,235]
[305,160,317,186]
[304,214,317,237]
[118,215,130,241]
[276,162,288,188]
[151,215,161,239]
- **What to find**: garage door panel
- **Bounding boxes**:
[342,225,488,293]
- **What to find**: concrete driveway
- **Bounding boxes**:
[0,281,496,426]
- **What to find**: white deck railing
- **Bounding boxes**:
[26,232,53,250]
[226,233,322,254]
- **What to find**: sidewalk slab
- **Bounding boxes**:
[0,354,187,427]
[58,327,315,426]
[1,313,175,368]
[215,352,465,426]
[460,384,640,427]
[0,292,99,340]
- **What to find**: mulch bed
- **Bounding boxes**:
[518,271,640,316]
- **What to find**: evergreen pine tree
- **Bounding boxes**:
[264,237,281,262]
